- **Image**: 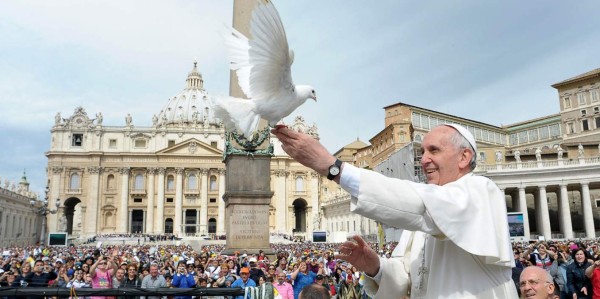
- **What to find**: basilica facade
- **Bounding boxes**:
[44,63,328,239]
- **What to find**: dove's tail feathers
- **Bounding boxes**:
[213,96,260,139]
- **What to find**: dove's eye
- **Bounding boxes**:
[311,90,315,94]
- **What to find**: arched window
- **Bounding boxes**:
[188,174,197,190]
[106,174,115,190]
[209,176,217,191]
[167,175,175,191]
[134,174,144,190]
[295,176,304,191]
[208,218,217,234]
[70,173,80,189]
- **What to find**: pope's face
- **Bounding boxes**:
[421,126,469,186]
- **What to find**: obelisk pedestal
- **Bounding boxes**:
[222,154,274,255]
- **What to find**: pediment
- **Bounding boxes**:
[157,138,222,156]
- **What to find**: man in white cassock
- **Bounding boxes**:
[272,124,518,299]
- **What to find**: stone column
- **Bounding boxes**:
[581,182,595,238]
[274,170,288,233]
[118,167,130,233]
[310,171,320,233]
[200,168,209,235]
[537,185,551,240]
[510,190,519,212]
[518,187,530,239]
[48,167,63,234]
[559,184,573,239]
[174,168,184,236]
[196,209,201,235]
[146,168,156,233]
[85,166,102,236]
[156,168,165,234]
[217,169,226,235]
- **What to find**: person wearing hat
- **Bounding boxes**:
[314,274,329,293]
[272,124,518,298]
[231,267,256,299]
[247,257,266,285]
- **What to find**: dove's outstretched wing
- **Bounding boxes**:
[225,0,294,101]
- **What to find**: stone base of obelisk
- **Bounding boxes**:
[221,154,275,256]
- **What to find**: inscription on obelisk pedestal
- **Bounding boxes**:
[228,205,270,247]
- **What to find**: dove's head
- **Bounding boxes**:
[296,85,317,102]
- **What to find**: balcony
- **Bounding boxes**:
[66,188,82,195]
[129,188,146,196]
[184,188,199,195]
[475,156,600,173]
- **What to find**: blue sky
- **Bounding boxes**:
[1,0,599,196]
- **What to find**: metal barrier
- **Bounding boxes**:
[0,287,245,298]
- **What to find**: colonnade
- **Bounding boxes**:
[502,181,597,240]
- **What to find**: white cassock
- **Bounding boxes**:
[340,164,519,299]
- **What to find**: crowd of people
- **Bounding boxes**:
[0,239,400,299]
[513,239,600,299]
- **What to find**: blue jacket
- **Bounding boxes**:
[171,273,196,299]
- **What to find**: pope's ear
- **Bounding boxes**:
[458,148,473,170]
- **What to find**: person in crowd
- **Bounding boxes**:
[258,276,266,286]
[276,259,288,275]
[227,259,240,276]
[248,258,265,285]
[230,267,256,299]
[89,256,118,299]
[67,269,91,288]
[291,262,320,299]
[567,248,593,299]
[272,124,518,298]
[523,242,557,270]
[206,258,221,282]
[298,284,331,299]
[197,277,208,288]
[215,264,236,288]
[0,269,17,287]
[171,261,195,299]
[141,264,166,299]
[81,264,91,275]
[24,259,58,287]
[519,266,556,299]
[585,257,600,299]
[314,275,329,293]
[140,267,150,280]
[14,262,32,286]
[266,264,277,282]
[122,264,142,288]
[274,272,294,299]
[112,268,126,288]
[55,260,71,288]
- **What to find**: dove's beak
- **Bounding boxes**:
[312,96,317,102]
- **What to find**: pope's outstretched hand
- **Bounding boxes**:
[271,127,336,177]
[336,235,381,277]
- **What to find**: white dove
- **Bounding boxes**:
[214,0,317,139]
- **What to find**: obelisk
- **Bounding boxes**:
[221,0,274,255]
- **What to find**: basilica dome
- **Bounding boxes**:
[155,62,220,128]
